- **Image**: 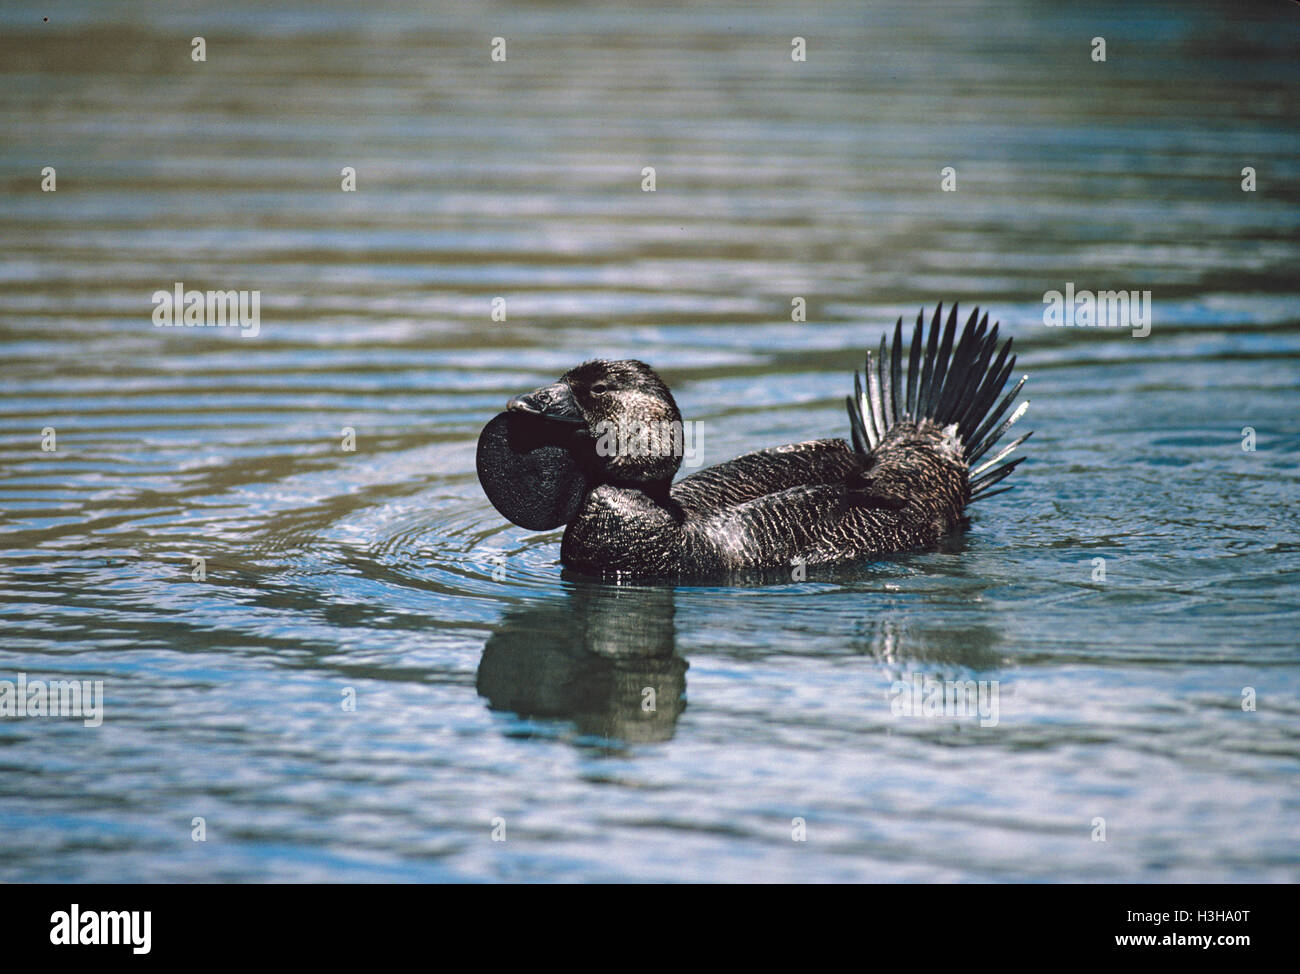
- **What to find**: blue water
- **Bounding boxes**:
[1,0,1298,882]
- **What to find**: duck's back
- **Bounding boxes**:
[674,422,969,573]
[670,437,859,514]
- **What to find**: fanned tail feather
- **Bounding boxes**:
[845,303,1031,503]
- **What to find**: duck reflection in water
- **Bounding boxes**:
[476,580,686,743]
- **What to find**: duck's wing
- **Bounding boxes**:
[685,477,914,571]
[670,437,860,515]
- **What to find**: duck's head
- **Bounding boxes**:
[477,359,684,530]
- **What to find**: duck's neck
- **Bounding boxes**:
[607,476,674,509]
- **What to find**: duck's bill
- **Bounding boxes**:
[505,381,586,424]
[476,410,591,531]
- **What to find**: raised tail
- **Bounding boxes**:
[845,303,1031,502]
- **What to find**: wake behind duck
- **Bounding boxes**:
[477,304,1030,578]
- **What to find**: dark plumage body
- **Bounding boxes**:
[477,305,1030,579]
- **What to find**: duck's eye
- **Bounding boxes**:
[590,383,609,395]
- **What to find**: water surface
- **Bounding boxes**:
[1,0,1298,882]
